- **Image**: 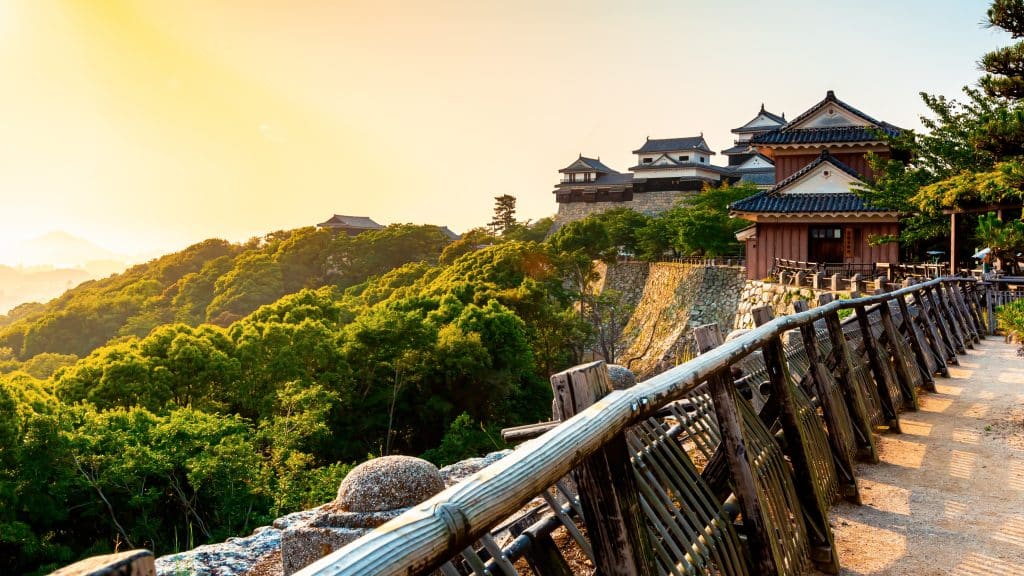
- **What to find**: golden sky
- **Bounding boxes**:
[0,0,1001,264]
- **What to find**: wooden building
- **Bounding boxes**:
[316,214,384,236]
[721,104,786,189]
[730,91,901,279]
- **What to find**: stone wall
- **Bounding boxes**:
[553,190,696,228]
[600,262,746,379]
[733,280,836,330]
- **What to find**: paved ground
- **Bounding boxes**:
[826,338,1024,575]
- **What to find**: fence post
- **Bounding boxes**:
[751,307,840,573]
[791,300,861,504]
[949,281,981,342]
[985,282,997,335]
[818,294,879,463]
[961,281,986,338]
[935,283,969,352]
[853,302,902,432]
[912,286,956,373]
[940,282,974,347]
[874,289,920,410]
[831,273,841,292]
[896,291,939,392]
[693,325,776,576]
[923,285,960,362]
[850,273,862,293]
[550,362,658,576]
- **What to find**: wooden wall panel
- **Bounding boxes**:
[746,222,899,280]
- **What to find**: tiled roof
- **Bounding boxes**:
[629,158,733,175]
[774,151,861,190]
[318,215,383,229]
[738,172,776,186]
[721,144,753,155]
[750,90,901,146]
[730,151,888,214]
[751,125,899,145]
[730,191,888,214]
[554,171,634,189]
[633,136,714,155]
[559,156,617,173]
[731,105,786,133]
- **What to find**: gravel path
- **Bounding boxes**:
[825,338,1024,575]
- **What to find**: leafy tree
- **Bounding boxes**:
[489,194,518,235]
[503,217,555,243]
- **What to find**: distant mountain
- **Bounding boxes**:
[10,231,129,270]
[0,265,92,314]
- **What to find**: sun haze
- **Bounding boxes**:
[0,0,1000,264]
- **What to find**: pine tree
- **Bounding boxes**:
[489,194,517,235]
[981,0,1024,99]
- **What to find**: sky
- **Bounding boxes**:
[0,0,1007,265]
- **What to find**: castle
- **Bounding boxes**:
[552,91,903,279]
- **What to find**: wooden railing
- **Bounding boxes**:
[295,277,988,576]
[617,255,746,267]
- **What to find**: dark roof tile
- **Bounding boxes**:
[633,136,714,155]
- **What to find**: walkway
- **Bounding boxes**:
[825,338,1024,575]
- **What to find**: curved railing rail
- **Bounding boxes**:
[295,276,988,576]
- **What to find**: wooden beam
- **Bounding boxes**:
[751,307,840,573]
[874,288,920,410]
[693,325,775,575]
[791,300,861,504]
[896,291,938,392]
[551,362,658,576]
[853,302,902,432]
[818,293,879,463]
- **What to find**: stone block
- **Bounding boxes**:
[51,550,154,576]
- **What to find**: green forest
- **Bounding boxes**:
[0,190,752,574]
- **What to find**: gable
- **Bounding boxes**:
[736,154,773,170]
[790,104,870,129]
[648,154,680,166]
[780,161,862,195]
[739,113,785,131]
[564,158,593,172]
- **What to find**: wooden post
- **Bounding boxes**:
[962,281,987,338]
[986,282,997,335]
[853,303,902,432]
[812,273,824,290]
[521,529,574,576]
[751,307,840,573]
[693,325,776,576]
[923,285,960,363]
[933,283,968,352]
[874,290,920,410]
[950,212,959,275]
[951,281,982,342]
[911,287,953,375]
[818,294,878,463]
[896,292,938,392]
[940,282,975,347]
[792,300,861,504]
[550,362,658,576]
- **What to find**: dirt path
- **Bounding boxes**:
[825,338,1024,575]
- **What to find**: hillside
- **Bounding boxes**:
[0,224,453,362]
[0,225,586,574]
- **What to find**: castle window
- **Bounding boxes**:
[700,157,706,163]
[679,155,689,162]
[643,157,653,164]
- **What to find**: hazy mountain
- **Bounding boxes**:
[0,231,134,313]
[10,231,128,269]
[0,265,92,314]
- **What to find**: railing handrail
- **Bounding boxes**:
[295,276,967,576]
